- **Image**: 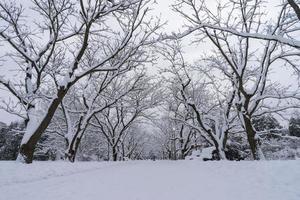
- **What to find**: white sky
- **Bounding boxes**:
[0,0,296,124]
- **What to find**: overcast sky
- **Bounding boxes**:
[0,0,294,124]
[0,0,175,124]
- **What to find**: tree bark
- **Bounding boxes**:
[243,116,262,160]
[288,0,300,20]
[65,135,82,162]
[18,88,67,163]
[112,147,118,161]
[212,139,226,160]
[65,117,86,163]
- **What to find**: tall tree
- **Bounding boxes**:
[91,74,161,161]
[159,41,238,160]
[0,0,161,163]
[172,0,300,160]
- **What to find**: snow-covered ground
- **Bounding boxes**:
[0,160,300,200]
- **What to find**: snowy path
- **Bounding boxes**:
[0,160,300,200]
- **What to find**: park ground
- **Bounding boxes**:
[1,160,300,200]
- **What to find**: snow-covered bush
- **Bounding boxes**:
[185,147,219,161]
[260,132,300,160]
[289,114,300,137]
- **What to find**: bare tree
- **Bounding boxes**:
[159,41,238,160]
[90,73,161,161]
[173,0,300,159]
[171,0,300,49]
[63,71,156,162]
[0,0,161,163]
[119,124,148,160]
[154,115,198,160]
[154,70,199,160]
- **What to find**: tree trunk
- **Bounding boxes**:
[180,149,185,160]
[107,142,110,161]
[17,89,67,163]
[208,130,226,160]
[112,147,118,161]
[216,146,226,160]
[65,135,82,162]
[288,0,300,20]
[243,116,263,160]
[65,119,86,163]
[213,141,226,160]
[121,143,125,161]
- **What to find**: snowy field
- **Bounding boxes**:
[1,160,300,200]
